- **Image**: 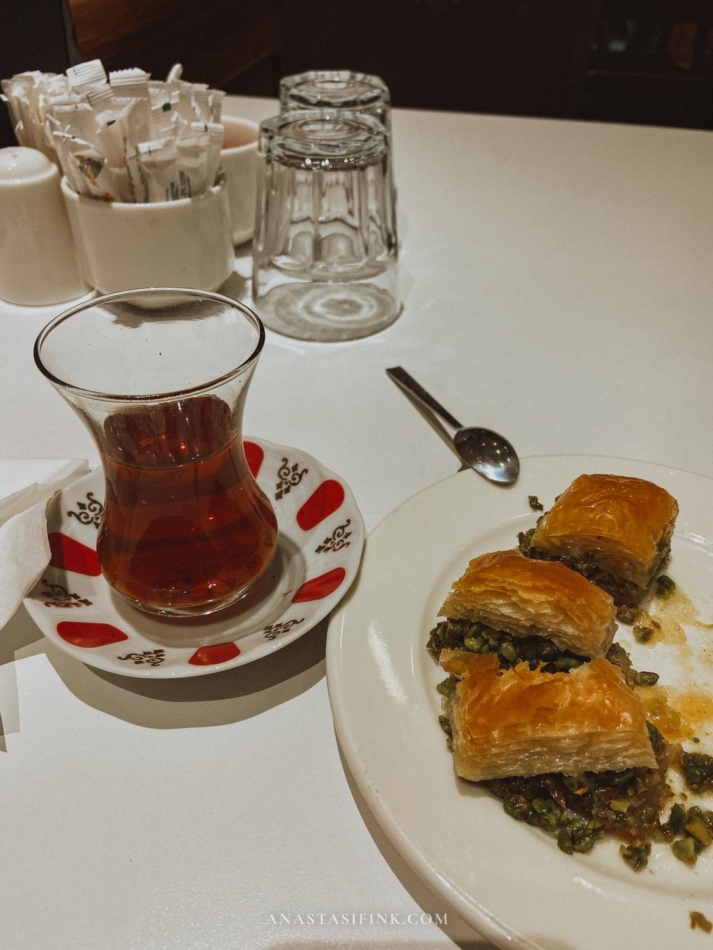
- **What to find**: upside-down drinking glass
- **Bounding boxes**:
[252,110,401,342]
[279,70,391,134]
[280,69,397,206]
[34,288,278,618]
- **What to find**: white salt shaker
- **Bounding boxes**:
[0,146,87,305]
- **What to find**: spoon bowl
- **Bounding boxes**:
[453,427,520,484]
[386,366,520,485]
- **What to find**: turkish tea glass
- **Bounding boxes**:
[279,70,391,134]
[253,110,401,342]
[34,288,278,618]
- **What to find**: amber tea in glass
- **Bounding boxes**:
[35,288,277,617]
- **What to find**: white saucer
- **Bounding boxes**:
[25,438,364,678]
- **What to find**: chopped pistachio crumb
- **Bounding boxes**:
[655,575,676,599]
[436,676,457,698]
[682,752,713,793]
[634,670,660,687]
[673,836,698,863]
[634,625,654,644]
[620,843,651,871]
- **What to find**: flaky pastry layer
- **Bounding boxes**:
[440,652,657,781]
[529,474,678,590]
[438,549,616,658]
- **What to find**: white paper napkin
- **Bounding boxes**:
[0,458,89,630]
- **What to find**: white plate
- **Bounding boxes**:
[327,455,713,950]
[25,438,364,678]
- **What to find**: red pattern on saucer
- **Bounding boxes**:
[188,642,241,666]
[244,440,264,478]
[292,568,346,603]
[24,438,364,679]
[49,533,101,576]
[296,480,346,530]
[57,621,129,647]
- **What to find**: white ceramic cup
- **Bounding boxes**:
[61,175,235,294]
[0,147,87,305]
[221,116,259,245]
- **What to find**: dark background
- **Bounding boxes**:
[3,0,713,148]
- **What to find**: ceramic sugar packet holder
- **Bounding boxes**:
[61,174,235,294]
[59,116,258,294]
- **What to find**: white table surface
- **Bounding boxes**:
[2,95,713,950]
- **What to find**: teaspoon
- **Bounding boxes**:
[386,366,520,485]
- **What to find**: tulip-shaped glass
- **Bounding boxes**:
[34,288,278,617]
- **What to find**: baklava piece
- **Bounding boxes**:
[519,474,679,608]
[439,651,657,782]
[434,549,617,662]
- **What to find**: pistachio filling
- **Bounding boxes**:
[427,618,587,672]
[517,527,672,610]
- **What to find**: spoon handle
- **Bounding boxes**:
[386,367,463,432]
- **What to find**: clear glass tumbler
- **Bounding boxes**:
[280,69,397,206]
[34,288,278,618]
[279,70,391,134]
[252,110,401,342]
